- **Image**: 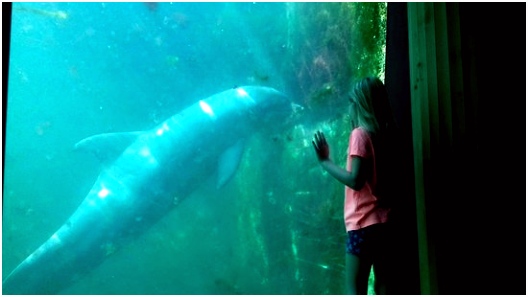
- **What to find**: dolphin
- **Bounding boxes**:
[2,86,292,294]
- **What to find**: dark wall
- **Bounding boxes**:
[384,2,420,295]
[2,2,12,187]
[456,3,526,294]
[386,2,526,294]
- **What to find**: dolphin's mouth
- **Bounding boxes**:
[291,102,304,112]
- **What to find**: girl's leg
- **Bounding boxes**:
[373,223,390,294]
[345,253,372,295]
[373,256,388,294]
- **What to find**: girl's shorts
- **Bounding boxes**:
[346,223,388,259]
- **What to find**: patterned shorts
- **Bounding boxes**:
[346,223,387,259]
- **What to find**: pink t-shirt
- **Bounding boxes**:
[344,127,389,231]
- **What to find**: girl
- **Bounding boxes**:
[312,76,396,294]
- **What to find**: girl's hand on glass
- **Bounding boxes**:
[312,130,330,161]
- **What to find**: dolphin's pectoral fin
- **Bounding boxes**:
[74,131,143,164]
[216,139,246,189]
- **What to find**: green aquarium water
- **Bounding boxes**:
[3,2,386,294]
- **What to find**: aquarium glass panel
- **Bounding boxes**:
[3,2,387,294]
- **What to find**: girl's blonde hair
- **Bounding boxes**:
[348,76,393,134]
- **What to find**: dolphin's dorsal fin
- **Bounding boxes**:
[216,139,245,189]
[74,131,143,164]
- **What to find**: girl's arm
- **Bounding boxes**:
[312,131,367,191]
